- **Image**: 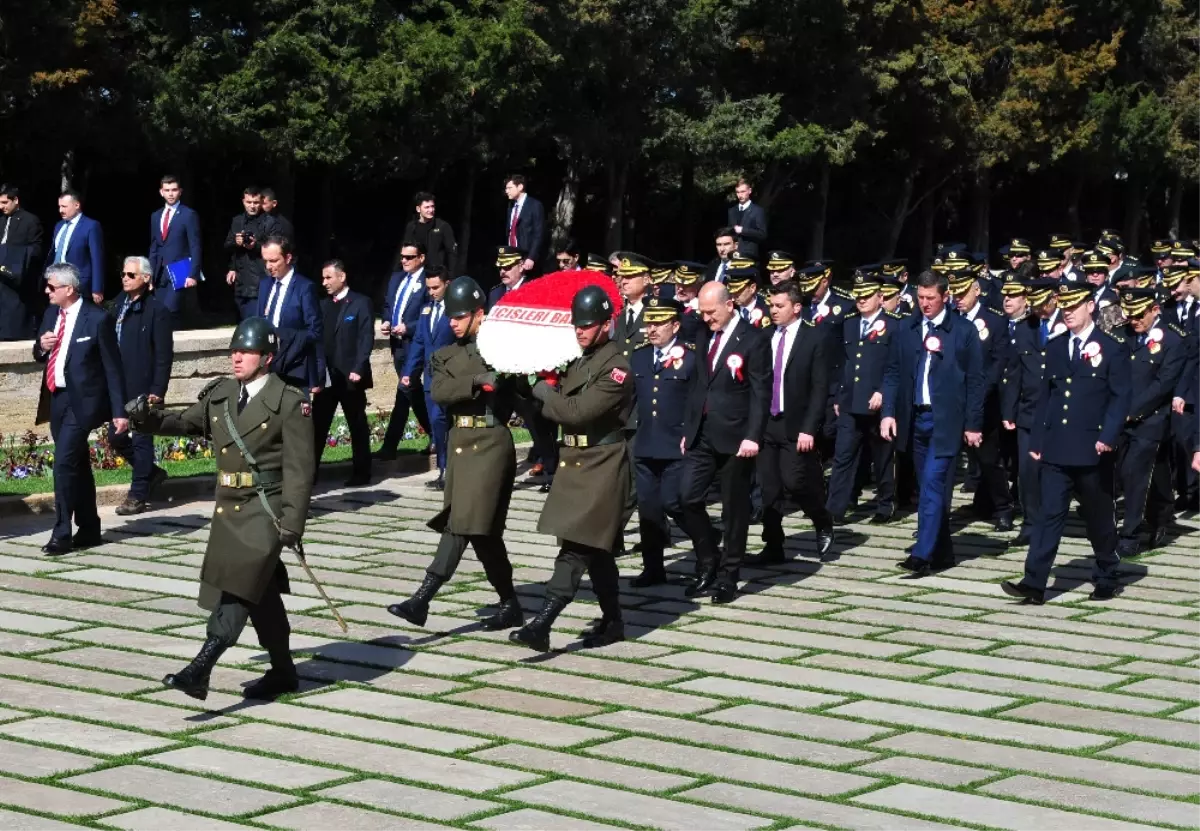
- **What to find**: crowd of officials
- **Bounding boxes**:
[9,174,1199,639]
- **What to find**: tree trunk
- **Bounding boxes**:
[1065,163,1085,241]
[679,152,696,259]
[60,149,75,192]
[967,166,990,253]
[551,152,580,253]
[882,169,915,259]
[919,188,937,270]
[807,160,831,260]
[457,161,477,275]
[1122,170,1144,257]
[1167,168,1184,240]
[604,158,629,255]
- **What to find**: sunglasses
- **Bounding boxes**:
[46,283,67,292]
[121,271,142,277]
[399,254,421,261]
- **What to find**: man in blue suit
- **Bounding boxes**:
[377,240,431,459]
[34,263,128,554]
[403,266,455,488]
[148,175,202,319]
[1004,281,1131,604]
[881,269,984,576]
[503,175,545,273]
[255,236,324,392]
[45,190,105,304]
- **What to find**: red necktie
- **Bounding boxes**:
[161,207,171,240]
[45,310,66,392]
[507,203,519,247]
[707,329,724,374]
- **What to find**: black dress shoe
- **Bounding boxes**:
[711,581,738,605]
[1116,538,1140,559]
[684,566,718,598]
[1013,527,1032,547]
[1001,580,1046,605]
[41,538,72,556]
[71,531,103,549]
[539,482,551,493]
[960,481,977,494]
[425,474,445,491]
[1146,527,1168,551]
[1088,584,1122,601]
[896,555,931,577]
[580,618,625,648]
[816,527,836,561]
[629,570,668,588]
[993,513,1015,533]
[745,547,785,566]
[830,514,849,527]
[869,512,894,525]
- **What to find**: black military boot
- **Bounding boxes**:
[244,646,299,700]
[480,596,524,631]
[509,595,569,652]
[162,636,227,701]
[387,573,445,627]
[581,617,624,648]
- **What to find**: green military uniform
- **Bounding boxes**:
[131,317,314,701]
[511,286,635,651]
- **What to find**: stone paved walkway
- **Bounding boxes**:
[0,468,1197,830]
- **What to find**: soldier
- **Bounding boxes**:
[1114,287,1187,555]
[949,268,1015,531]
[649,261,676,301]
[826,271,901,524]
[880,260,915,313]
[510,285,634,651]
[126,318,313,700]
[673,261,705,345]
[997,270,1029,514]
[387,277,523,631]
[1004,238,1033,271]
[613,255,651,359]
[628,297,695,585]
[798,262,852,460]
[729,265,772,330]
[1002,277,1062,545]
[765,250,796,286]
[1004,281,1131,604]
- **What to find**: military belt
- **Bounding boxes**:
[562,430,623,448]
[217,469,284,489]
[455,414,498,429]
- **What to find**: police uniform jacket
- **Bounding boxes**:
[1002,314,1065,430]
[678,305,703,346]
[532,340,634,550]
[736,297,773,337]
[630,340,695,460]
[962,305,1008,402]
[804,287,853,408]
[151,375,314,608]
[428,337,517,536]
[1030,328,1131,467]
[1121,320,1187,441]
[1176,315,1198,411]
[836,310,901,415]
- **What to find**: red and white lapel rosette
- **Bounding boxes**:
[665,345,685,370]
[923,334,942,353]
[1081,340,1102,367]
[1146,327,1163,355]
[1050,321,1068,340]
[726,353,744,382]
[868,319,886,341]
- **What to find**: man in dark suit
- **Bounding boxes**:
[727,179,768,260]
[404,266,456,488]
[881,269,984,577]
[403,191,458,272]
[487,245,531,309]
[704,228,737,284]
[255,236,324,392]
[677,282,771,603]
[799,262,853,461]
[0,184,43,340]
[1169,262,1199,511]
[754,281,833,568]
[503,175,545,273]
[377,241,431,460]
[45,190,105,304]
[224,187,279,320]
[1004,282,1131,604]
[313,259,374,486]
[34,263,127,554]
[148,175,202,319]
[108,256,172,515]
[259,188,295,244]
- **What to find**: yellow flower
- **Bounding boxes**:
[115,458,125,467]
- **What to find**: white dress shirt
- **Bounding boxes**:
[769,319,801,413]
[708,314,741,372]
[52,298,84,390]
[55,216,80,263]
[859,309,882,339]
[919,308,948,407]
[623,299,643,330]
[242,374,270,404]
[265,269,295,327]
[1070,322,1096,359]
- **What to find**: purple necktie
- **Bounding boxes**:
[770,327,786,416]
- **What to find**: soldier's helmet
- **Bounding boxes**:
[444,276,486,318]
[571,285,614,327]
[229,317,279,354]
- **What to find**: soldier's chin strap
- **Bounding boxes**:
[221,398,349,633]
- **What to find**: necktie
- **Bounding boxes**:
[1138,333,1146,349]
[55,221,70,263]
[1,216,9,245]
[431,300,442,331]
[770,328,787,416]
[811,301,821,320]
[1072,336,1083,363]
[237,387,249,415]
[265,281,281,324]
[707,329,724,374]
[1039,318,1049,347]
[1008,320,1016,338]
[716,262,726,283]
[45,311,66,392]
[918,321,935,406]
[392,275,410,327]
[653,349,663,372]
[508,202,519,246]
[740,307,750,322]
[626,306,635,331]
[161,207,171,240]
[116,299,130,342]
[860,318,869,341]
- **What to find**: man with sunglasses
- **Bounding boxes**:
[377,241,432,460]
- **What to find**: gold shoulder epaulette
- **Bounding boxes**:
[1168,323,1187,337]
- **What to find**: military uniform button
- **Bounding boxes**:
[652,411,657,417]
[1062,419,1068,424]
[216,507,224,514]
[653,387,658,392]
[856,352,862,358]
[212,416,218,423]
[652,399,657,404]
[234,505,240,512]
[221,448,227,454]
[455,448,462,454]
[1065,391,1070,398]
[261,423,268,429]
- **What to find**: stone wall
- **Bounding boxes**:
[0,326,401,436]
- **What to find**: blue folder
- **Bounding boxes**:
[167,258,192,289]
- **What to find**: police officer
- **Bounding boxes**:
[387,277,523,631]
[765,251,796,286]
[997,270,1029,514]
[729,264,772,331]
[673,261,705,345]
[1002,277,1063,545]
[798,262,852,460]
[127,317,314,700]
[510,285,634,651]
[826,271,901,524]
[649,261,676,301]
[1003,281,1131,605]
[1170,261,1200,511]
[1114,287,1187,555]
[880,260,915,313]
[949,268,1015,530]
[629,297,694,586]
